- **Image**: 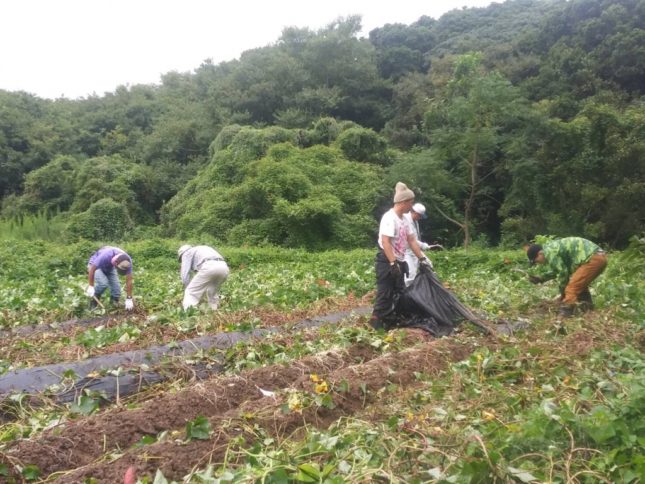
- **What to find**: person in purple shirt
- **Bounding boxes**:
[86,246,134,311]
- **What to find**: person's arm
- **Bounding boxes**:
[413,221,430,250]
[407,234,426,261]
[179,255,192,286]
[88,264,97,286]
[541,271,556,282]
[125,273,133,298]
[381,235,397,264]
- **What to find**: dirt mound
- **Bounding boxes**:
[0,295,372,369]
[39,338,474,482]
[0,307,371,401]
[2,340,386,479]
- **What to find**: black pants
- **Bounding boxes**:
[372,251,406,323]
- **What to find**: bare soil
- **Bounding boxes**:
[1,325,472,482]
[2,307,621,482]
[0,293,371,368]
[0,331,389,479]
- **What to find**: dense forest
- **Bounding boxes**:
[1,0,643,248]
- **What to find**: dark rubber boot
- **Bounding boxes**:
[578,290,594,312]
[369,315,384,330]
[558,304,575,318]
[89,297,100,310]
[111,297,120,307]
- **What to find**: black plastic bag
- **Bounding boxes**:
[393,268,482,336]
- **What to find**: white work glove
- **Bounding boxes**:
[125,298,134,311]
[420,242,431,251]
[420,257,433,270]
[85,285,95,298]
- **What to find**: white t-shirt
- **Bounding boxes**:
[403,212,429,254]
[378,208,411,261]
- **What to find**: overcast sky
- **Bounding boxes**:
[1,0,494,100]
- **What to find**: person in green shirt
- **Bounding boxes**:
[526,237,608,316]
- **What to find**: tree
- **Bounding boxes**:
[161,131,384,249]
[423,53,530,247]
[369,21,435,79]
[335,127,390,165]
[67,198,133,241]
[16,155,80,214]
[72,155,157,224]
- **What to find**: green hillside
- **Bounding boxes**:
[1,0,643,247]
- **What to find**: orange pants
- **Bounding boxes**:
[562,253,608,304]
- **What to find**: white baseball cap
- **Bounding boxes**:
[177,244,192,260]
[412,203,427,219]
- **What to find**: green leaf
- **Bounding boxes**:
[152,469,169,484]
[21,464,41,481]
[266,468,289,484]
[62,368,78,379]
[185,415,212,441]
[134,435,157,447]
[507,466,538,482]
[582,407,618,443]
[70,395,99,416]
[297,463,320,481]
[337,380,350,393]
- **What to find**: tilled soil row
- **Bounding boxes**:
[0,308,371,401]
[60,320,612,483]
[1,337,394,480]
[0,294,372,369]
[40,336,473,482]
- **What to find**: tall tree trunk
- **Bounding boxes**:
[463,142,479,249]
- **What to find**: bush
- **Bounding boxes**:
[209,124,243,155]
[162,134,385,249]
[67,198,133,241]
[500,216,542,248]
[228,126,297,163]
[335,127,390,165]
[307,117,342,145]
[16,155,80,215]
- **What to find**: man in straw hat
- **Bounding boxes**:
[86,246,134,310]
[370,182,432,330]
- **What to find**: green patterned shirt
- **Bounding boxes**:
[538,237,601,290]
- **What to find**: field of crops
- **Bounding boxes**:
[0,238,643,483]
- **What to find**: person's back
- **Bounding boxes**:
[541,237,601,286]
[527,237,606,316]
[178,244,228,311]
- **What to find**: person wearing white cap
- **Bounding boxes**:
[403,203,438,286]
[86,246,134,310]
[369,182,432,330]
[178,244,229,311]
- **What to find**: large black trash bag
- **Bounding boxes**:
[393,268,485,336]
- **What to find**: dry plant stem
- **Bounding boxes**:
[473,434,496,475]
[93,296,104,309]
[570,470,612,483]
[564,425,575,482]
